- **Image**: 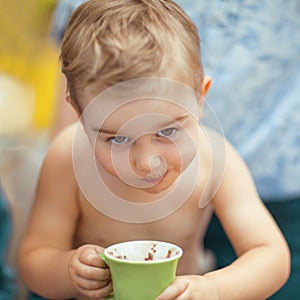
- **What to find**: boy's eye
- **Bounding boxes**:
[156,127,177,138]
[108,136,130,144]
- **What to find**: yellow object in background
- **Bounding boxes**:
[0,75,34,136]
[29,44,60,129]
[0,0,60,132]
[0,44,60,131]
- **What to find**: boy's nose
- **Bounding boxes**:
[130,136,162,176]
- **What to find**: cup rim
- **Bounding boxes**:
[104,240,183,264]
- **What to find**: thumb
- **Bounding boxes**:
[91,244,107,267]
[156,278,188,300]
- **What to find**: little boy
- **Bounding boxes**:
[19,1,290,299]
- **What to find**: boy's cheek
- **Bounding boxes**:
[94,149,117,177]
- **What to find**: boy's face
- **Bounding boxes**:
[96,100,199,194]
[78,78,208,195]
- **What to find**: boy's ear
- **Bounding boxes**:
[200,75,211,98]
[197,76,211,119]
[65,91,72,105]
[66,92,81,117]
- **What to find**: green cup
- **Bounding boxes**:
[99,240,183,300]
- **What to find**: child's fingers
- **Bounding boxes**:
[76,264,111,281]
[78,245,106,268]
[76,275,110,290]
[77,280,113,299]
[156,278,188,300]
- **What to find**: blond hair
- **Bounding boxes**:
[61,0,203,106]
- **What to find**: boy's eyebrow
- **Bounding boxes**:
[98,115,189,135]
[98,128,119,135]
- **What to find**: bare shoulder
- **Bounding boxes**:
[43,123,77,170]
[36,123,79,192]
[211,136,260,211]
[35,122,80,216]
[20,123,80,255]
[48,123,77,157]
[222,137,252,176]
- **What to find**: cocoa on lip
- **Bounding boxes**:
[144,172,166,185]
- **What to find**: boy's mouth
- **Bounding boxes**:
[143,172,167,185]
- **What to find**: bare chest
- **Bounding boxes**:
[74,188,212,255]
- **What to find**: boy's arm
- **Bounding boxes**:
[158,140,290,300]
[18,125,82,299]
[204,141,290,299]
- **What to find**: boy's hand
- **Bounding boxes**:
[156,275,219,300]
[68,244,112,299]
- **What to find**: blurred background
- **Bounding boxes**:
[2,0,299,299]
[0,0,60,298]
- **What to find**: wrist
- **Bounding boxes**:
[202,274,220,300]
